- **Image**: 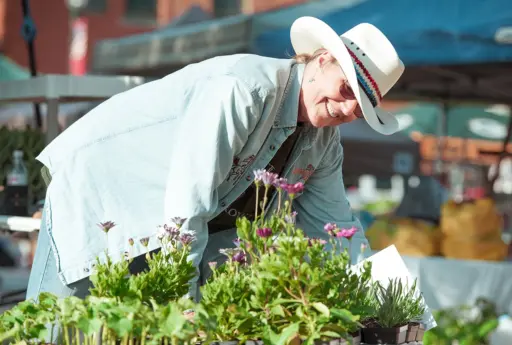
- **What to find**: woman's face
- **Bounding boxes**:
[298,51,364,128]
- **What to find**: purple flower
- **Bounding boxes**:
[282,182,304,195]
[179,233,195,246]
[324,223,337,236]
[164,224,180,238]
[170,217,187,228]
[336,227,358,240]
[256,227,272,238]
[232,250,247,264]
[97,221,116,233]
[272,177,288,189]
[284,211,297,224]
[253,169,278,186]
[140,237,150,247]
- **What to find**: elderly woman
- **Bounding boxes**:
[27,16,404,302]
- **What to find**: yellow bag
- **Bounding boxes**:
[441,236,508,261]
[366,217,440,257]
[441,198,502,240]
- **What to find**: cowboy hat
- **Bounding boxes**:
[290,16,405,135]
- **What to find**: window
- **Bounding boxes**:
[214,0,241,18]
[125,0,157,21]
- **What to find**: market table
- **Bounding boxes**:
[401,255,512,315]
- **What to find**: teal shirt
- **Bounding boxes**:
[37,54,369,294]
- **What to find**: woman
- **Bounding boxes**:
[27,16,405,302]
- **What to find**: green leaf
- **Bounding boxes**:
[477,319,499,338]
[312,302,330,317]
[271,304,286,317]
[274,323,300,345]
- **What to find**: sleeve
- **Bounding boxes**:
[293,128,371,264]
[164,75,262,298]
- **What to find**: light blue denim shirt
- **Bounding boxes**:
[37,54,369,292]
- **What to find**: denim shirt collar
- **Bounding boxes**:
[273,62,305,129]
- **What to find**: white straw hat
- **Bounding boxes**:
[290,16,405,135]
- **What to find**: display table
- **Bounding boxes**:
[402,255,512,315]
[0,74,145,144]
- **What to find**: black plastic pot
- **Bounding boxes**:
[415,324,425,341]
[406,322,419,342]
[362,324,408,344]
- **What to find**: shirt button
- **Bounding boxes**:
[246,175,252,181]
[220,201,226,207]
[83,267,89,273]
[270,145,276,150]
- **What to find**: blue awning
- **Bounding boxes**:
[252,0,512,65]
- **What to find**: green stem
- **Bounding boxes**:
[277,189,282,214]
[129,333,134,345]
[255,184,260,220]
[64,326,71,345]
[141,329,147,345]
[261,185,270,220]
[75,326,81,345]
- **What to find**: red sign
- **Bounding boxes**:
[69,17,88,75]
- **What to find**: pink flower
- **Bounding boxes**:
[308,238,327,246]
[256,227,273,238]
[324,223,337,235]
[361,242,368,252]
[254,169,278,186]
[170,217,187,228]
[233,238,242,247]
[336,227,358,240]
[208,261,217,270]
[282,182,304,195]
[97,221,116,233]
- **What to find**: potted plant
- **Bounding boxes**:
[0,219,203,345]
[200,170,368,345]
[361,278,414,345]
[401,279,426,342]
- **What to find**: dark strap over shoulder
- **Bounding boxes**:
[41,166,52,187]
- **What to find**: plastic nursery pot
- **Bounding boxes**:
[405,322,419,342]
[350,329,362,345]
[415,324,425,341]
[362,324,408,345]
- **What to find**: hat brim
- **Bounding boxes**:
[290,16,399,135]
